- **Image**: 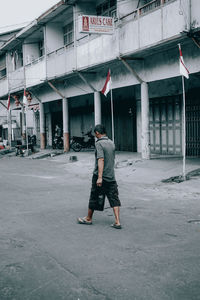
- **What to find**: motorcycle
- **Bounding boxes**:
[15,135,36,156]
[52,135,63,149]
[70,129,95,152]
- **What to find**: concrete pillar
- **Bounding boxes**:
[33,112,37,136]
[62,97,69,152]
[39,102,45,149]
[141,82,150,159]
[21,106,26,145]
[94,92,101,125]
[48,112,53,147]
[7,110,12,148]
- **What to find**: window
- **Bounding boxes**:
[0,55,6,78]
[63,22,74,46]
[0,67,6,78]
[96,0,117,18]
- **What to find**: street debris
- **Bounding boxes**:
[115,160,133,168]
[69,155,78,162]
[187,219,200,224]
[162,168,200,183]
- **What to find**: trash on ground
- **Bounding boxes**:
[187,219,200,224]
[69,155,78,162]
[115,160,133,168]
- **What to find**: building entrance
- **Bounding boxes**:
[150,96,182,155]
[186,96,200,157]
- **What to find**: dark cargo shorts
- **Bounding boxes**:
[89,174,121,210]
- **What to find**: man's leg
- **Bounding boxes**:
[113,206,120,225]
[78,175,97,224]
[104,181,121,227]
[86,208,94,222]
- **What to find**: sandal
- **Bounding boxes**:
[77,217,92,225]
[111,223,122,229]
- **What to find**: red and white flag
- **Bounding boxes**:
[23,89,28,106]
[101,69,111,97]
[7,95,10,111]
[178,44,189,79]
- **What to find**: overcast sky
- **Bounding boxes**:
[0,0,59,29]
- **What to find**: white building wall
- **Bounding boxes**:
[117,0,139,18]
[23,43,40,65]
[46,23,63,54]
[191,0,200,28]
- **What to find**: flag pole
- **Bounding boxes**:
[110,84,114,143]
[7,108,12,149]
[23,89,29,156]
[181,75,186,180]
[25,108,29,155]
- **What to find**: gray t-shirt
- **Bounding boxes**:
[93,136,116,182]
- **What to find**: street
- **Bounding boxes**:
[0,152,200,300]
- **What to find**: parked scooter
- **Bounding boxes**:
[15,135,36,156]
[70,129,95,152]
[52,136,63,149]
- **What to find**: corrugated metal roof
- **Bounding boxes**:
[0,22,29,35]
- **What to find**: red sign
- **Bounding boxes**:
[82,16,89,32]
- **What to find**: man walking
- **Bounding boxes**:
[78,124,121,229]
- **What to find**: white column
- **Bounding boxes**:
[33,112,37,136]
[21,106,26,144]
[141,82,150,159]
[39,102,45,149]
[48,112,53,147]
[63,97,69,152]
[7,110,12,148]
[94,92,101,125]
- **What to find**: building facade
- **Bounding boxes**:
[0,0,200,157]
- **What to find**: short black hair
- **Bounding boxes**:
[94,124,106,134]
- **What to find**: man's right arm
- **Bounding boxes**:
[97,158,104,187]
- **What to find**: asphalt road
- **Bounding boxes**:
[0,153,200,300]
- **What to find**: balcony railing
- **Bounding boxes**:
[0,76,8,97]
[25,56,46,88]
[9,67,24,92]
[119,0,186,54]
[120,0,175,21]
[47,46,75,79]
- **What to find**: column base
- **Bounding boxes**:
[64,132,70,152]
[40,133,45,150]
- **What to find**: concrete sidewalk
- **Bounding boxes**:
[45,150,200,184]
